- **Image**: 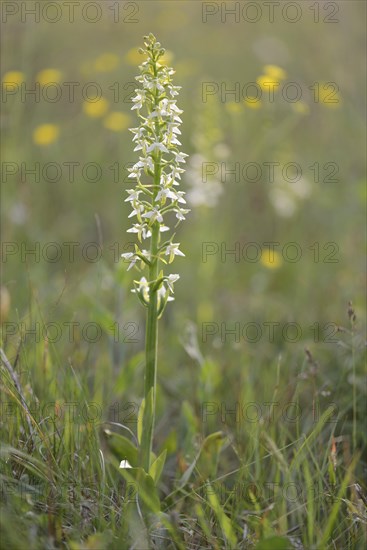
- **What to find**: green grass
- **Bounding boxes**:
[1,301,366,548]
[1,1,366,548]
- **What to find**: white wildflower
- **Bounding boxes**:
[122,33,189,312]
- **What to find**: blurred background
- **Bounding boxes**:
[1,0,366,437]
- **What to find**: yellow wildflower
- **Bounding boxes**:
[36,69,62,85]
[33,124,59,146]
[263,64,287,80]
[2,71,25,86]
[83,97,109,118]
[125,48,143,66]
[257,75,281,90]
[260,249,282,269]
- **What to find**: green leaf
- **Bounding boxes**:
[103,430,138,466]
[254,537,292,550]
[196,431,227,481]
[206,482,237,549]
[118,466,161,513]
[149,448,167,485]
[104,429,156,468]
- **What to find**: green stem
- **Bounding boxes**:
[140,53,164,473]
[140,157,161,473]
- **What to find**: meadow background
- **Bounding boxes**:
[1,1,366,548]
